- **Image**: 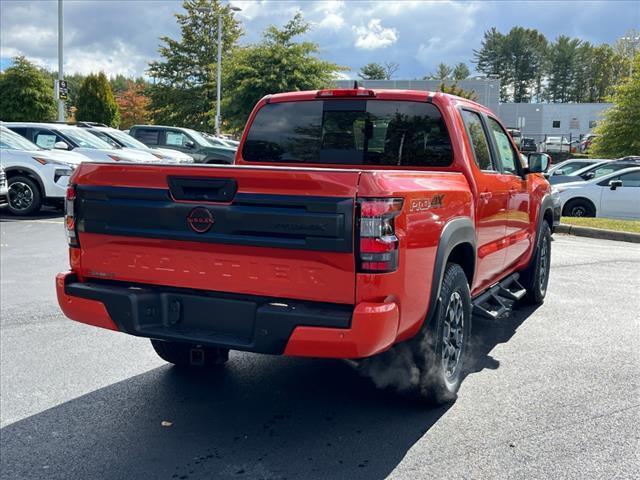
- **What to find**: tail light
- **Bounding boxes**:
[357,198,403,273]
[65,185,79,247]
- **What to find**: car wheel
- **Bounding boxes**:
[563,198,595,217]
[150,339,229,368]
[520,221,552,305]
[357,263,472,404]
[7,176,42,216]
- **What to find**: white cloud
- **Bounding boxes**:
[314,1,346,30]
[353,19,398,50]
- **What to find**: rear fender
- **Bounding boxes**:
[423,217,476,328]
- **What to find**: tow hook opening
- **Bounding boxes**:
[189,347,205,366]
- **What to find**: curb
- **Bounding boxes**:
[555,224,640,244]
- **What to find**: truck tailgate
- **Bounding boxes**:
[71,164,360,304]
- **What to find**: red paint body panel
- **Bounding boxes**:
[57,89,551,360]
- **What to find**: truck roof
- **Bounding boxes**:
[265,89,494,115]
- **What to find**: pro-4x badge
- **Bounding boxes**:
[409,194,445,212]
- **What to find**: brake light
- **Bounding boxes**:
[65,186,79,247]
[316,89,376,98]
[108,154,122,161]
[357,198,403,273]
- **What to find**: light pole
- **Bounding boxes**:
[621,34,640,77]
[198,4,241,136]
[57,0,65,122]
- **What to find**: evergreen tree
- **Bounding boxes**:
[76,72,120,126]
[358,63,387,80]
[0,56,57,121]
[452,62,470,81]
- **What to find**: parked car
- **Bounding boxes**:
[4,123,161,163]
[0,165,8,208]
[556,167,640,219]
[579,134,598,153]
[545,158,604,178]
[128,125,236,164]
[77,123,193,164]
[550,157,640,185]
[0,125,79,215]
[57,88,555,403]
[541,136,570,153]
[520,137,537,153]
[199,131,236,148]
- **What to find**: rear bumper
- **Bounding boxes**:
[56,272,399,359]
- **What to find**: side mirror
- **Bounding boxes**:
[54,141,69,150]
[527,152,551,174]
[609,179,623,190]
[583,172,595,180]
[553,169,564,176]
[185,140,195,149]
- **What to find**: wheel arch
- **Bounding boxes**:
[4,167,45,196]
[424,217,476,328]
[562,196,596,217]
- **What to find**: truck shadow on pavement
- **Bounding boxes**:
[0,306,537,480]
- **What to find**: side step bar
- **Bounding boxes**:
[472,273,527,320]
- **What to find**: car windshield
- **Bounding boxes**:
[102,128,148,149]
[0,128,42,151]
[183,128,215,147]
[59,127,114,149]
[558,161,591,175]
[242,99,453,166]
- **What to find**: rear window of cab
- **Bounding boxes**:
[242,100,453,167]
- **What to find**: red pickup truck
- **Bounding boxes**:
[56,89,554,403]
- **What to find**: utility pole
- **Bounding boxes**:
[215,12,222,136]
[197,4,241,136]
[57,0,65,122]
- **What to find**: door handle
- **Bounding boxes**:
[479,192,492,201]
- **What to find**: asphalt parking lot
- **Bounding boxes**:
[1,212,639,480]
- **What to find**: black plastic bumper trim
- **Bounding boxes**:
[64,276,353,355]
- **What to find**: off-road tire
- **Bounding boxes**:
[151,339,229,368]
[7,175,42,216]
[520,221,552,305]
[358,263,472,404]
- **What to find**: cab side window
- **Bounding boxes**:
[487,118,519,175]
[165,131,191,147]
[461,110,493,171]
[134,128,159,145]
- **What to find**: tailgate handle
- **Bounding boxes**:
[168,177,237,202]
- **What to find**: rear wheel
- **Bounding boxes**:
[151,339,229,368]
[563,198,595,217]
[358,263,472,404]
[7,176,42,216]
[520,221,552,305]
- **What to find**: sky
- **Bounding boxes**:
[1,0,639,79]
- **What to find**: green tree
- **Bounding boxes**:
[359,62,386,80]
[223,13,344,131]
[0,56,57,121]
[435,62,452,80]
[547,35,581,102]
[452,62,470,80]
[76,72,120,126]
[147,0,243,130]
[474,27,547,102]
[439,81,479,101]
[590,54,640,158]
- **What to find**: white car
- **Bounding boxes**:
[79,124,193,163]
[0,165,8,208]
[546,158,603,177]
[541,136,570,153]
[556,167,640,219]
[0,126,79,215]
[4,122,161,163]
